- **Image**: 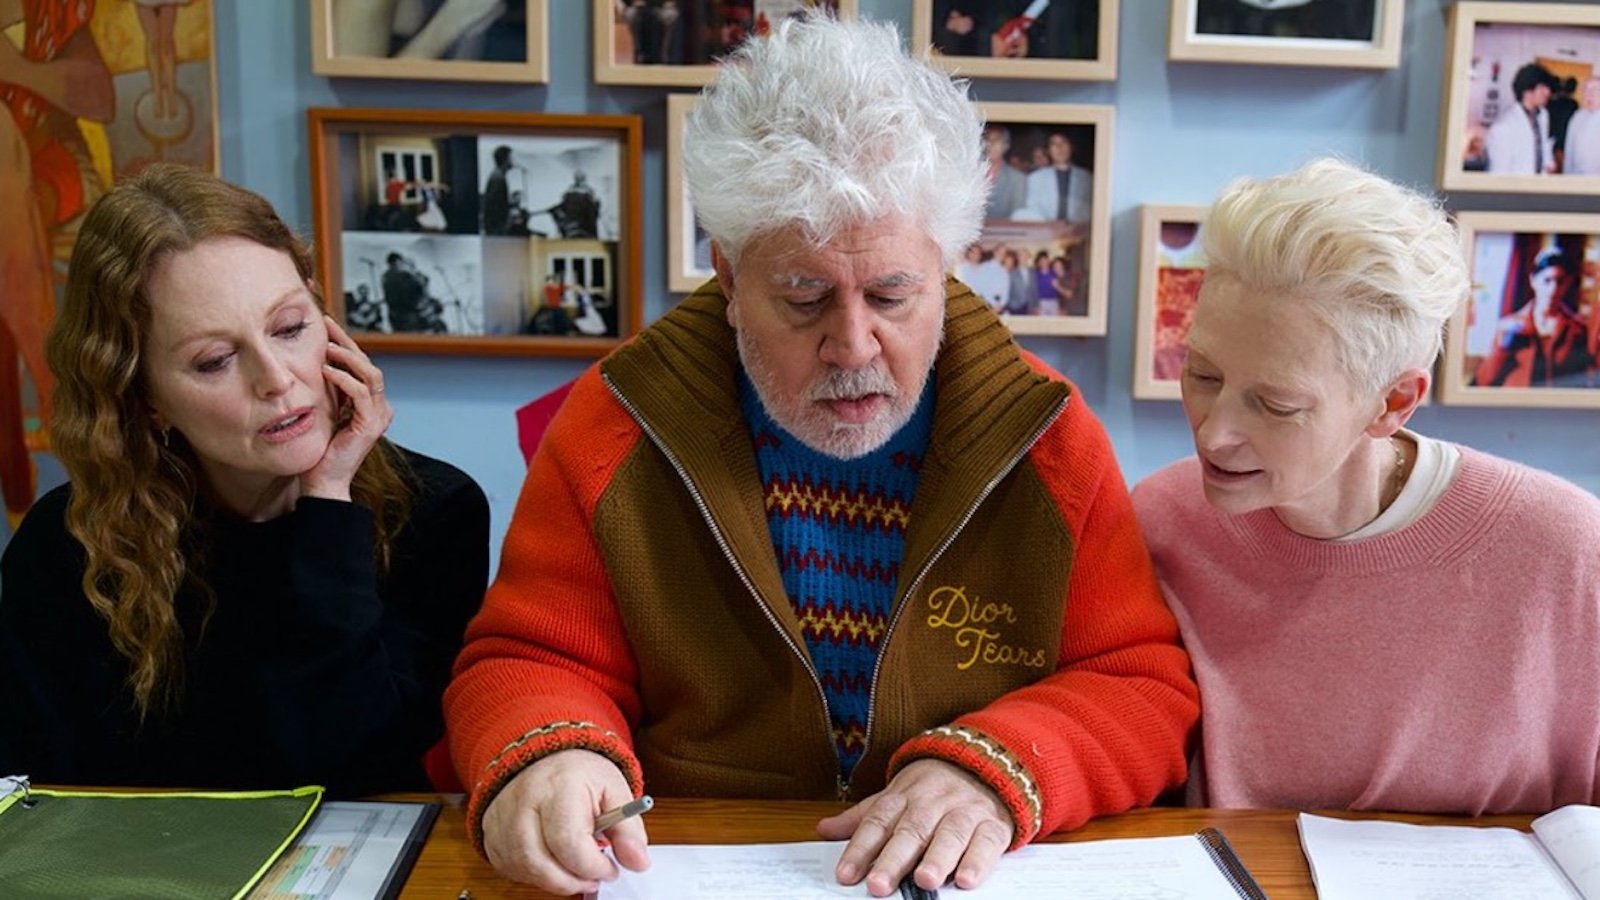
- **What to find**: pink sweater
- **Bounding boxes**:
[1132,447,1600,814]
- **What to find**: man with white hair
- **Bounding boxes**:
[1563,76,1600,175]
[445,14,1197,898]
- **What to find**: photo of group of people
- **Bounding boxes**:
[333,129,623,339]
[980,121,1096,224]
[963,118,1098,322]
[1458,21,1600,176]
[1460,231,1599,391]
[609,0,840,67]
[957,237,1085,319]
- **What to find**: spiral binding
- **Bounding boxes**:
[1198,826,1269,900]
[896,873,938,900]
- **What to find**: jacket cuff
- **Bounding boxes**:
[887,724,1041,850]
[465,720,644,855]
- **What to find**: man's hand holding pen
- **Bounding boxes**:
[593,795,654,838]
[481,749,652,896]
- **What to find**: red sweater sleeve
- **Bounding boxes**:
[889,374,1198,845]
[444,366,647,851]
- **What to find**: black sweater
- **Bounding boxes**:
[0,449,488,796]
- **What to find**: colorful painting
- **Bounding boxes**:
[1,0,217,524]
[1133,205,1207,400]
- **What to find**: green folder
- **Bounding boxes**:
[0,780,323,900]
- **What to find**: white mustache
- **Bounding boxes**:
[807,367,898,402]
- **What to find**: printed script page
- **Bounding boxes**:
[602,835,1248,899]
[1297,813,1583,900]
[1532,805,1600,900]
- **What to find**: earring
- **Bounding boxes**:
[161,427,171,449]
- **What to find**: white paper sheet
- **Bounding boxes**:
[1298,812,1583,900]
[601,835,1249,899]
[1534,805,1600,900]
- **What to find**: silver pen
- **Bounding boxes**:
[592,795,654,836]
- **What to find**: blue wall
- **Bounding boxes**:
[6,0,1597,569]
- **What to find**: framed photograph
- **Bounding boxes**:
[1167,0,1403,69]
[307,107,643,357]
[1438,2,1600,194]
[911,0,1118,82]
[310,0,549,82]
[593,0,857,86]
[1440,212,1600,408]
[1,1,218,521]
[1133,205,1208,400]
[960,102,1114,336]
[665,94,715,293]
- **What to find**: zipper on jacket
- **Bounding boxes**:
[604,375,841,788]
[847,394,1069,796]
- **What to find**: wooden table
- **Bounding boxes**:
[392,795,1538,899]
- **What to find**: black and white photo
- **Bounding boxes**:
[308,107,641,355]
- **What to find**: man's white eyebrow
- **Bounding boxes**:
[769,273,832,290]
[766,272,927,290]
[867,272,925,290]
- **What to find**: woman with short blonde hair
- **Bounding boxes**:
[1134,157,1600,814]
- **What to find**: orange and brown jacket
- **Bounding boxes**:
[445,281,1199,851]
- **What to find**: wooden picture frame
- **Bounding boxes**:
[1440,211,1600,408]
[307,107,642,357]
[1167,0,1403,69]
[1133,205,1207,401]
[1438,2,1600,194]
[665,94,715,294]
[594,0,858,86]
[962,102,1114,336]
[310,0,549,83]
[911,0,1118,82]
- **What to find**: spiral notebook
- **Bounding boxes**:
[602,827,1267,899]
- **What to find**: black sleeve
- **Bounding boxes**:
[242,452,489,795]
[372,453,491,782]
[0,486,126,783]
[0,456,489,795]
